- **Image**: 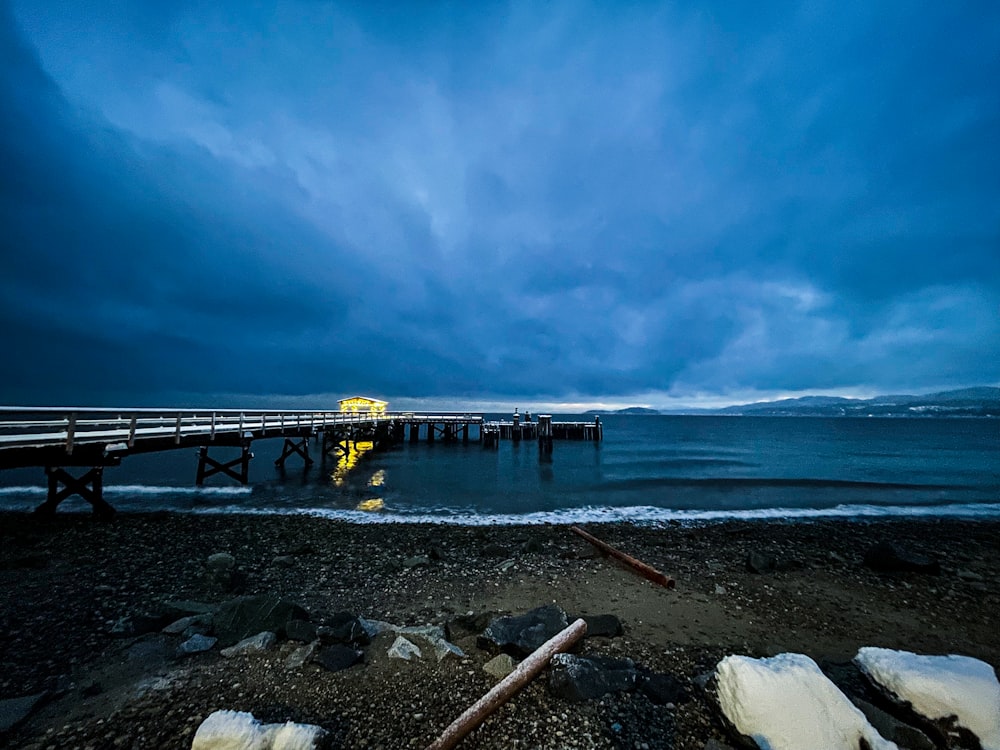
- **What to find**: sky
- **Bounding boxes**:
[1,1,998,410]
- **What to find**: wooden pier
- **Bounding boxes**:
[0,407,602,516]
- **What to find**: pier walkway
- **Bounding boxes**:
[0,407,601,516]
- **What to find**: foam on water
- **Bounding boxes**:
[190,501,1000,525]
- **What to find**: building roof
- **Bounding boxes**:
[338,396,388,405]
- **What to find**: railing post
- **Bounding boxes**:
[66,412,77,455]
[239,412,245,438]
[127,415,137,448]
[210,412,217,440]
[174,413,183,444]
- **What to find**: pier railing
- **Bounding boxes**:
[0,407,481,455]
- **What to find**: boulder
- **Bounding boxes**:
[220,631,277,658]
[191,709,326,750]
[446,612,494,642]
[313,644,363,672]
[285,619,318,643]
[855,646,1000,750]
[214,595,309,647]
[316,613,370,647]
[478,604,569,656]
[638,672,688,705]
[549,653,639,701]
[0,692,47,735]
[402,555,430,569]
[715,653,896,750]
[483,654,517,680]
[285,642,318,671]
[163,614,213,636]
[863,542,940,575]
[746,552,778,574]
[388,636,422,661]
[177,634,217,657]
[110,612,175,637]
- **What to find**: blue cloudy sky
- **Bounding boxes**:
[2,1,998,409]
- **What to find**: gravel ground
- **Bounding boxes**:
[1,512,998,749]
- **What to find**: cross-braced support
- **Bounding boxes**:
[275,437,313,469]
[36,466,116,519]
[321,429,352,461]
[196,444,253,485]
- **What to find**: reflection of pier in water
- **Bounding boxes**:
[0,408,602,516]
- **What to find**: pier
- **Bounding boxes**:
[0,407,602,516]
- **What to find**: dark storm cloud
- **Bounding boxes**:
[1,1,998,406]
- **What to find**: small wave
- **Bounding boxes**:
[597,476,958,491]
[189,501,1000,525]
[0,486,47,496]
[0,485,251,497]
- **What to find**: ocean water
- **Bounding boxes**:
[0,416,997,524]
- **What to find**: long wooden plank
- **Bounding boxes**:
[424,618,587,750]
[570,526,675,589]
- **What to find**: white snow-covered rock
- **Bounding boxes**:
[387,635,422,661]
[191,709,326,750]
[855,647,1000,750]
[715,653,897,750]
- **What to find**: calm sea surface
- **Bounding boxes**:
[1,416,997,523]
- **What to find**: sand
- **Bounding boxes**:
[1,512,997,749]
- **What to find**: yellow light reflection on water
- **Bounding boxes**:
[368,469,386,487]
[331,440,375,487]
[356,498,385,512]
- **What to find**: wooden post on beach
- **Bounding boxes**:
[424,618,587,750]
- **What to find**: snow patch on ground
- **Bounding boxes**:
[716,653,897,750]
[855,647,1000,750]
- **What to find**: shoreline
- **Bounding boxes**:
[2,511,998,748]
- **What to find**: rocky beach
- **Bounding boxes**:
[1,512,998,749]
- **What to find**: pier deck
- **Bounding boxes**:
[0,407,601,516]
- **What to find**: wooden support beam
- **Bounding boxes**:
[409,422,420,443]
[36,466,115,519]
[196,445,253,486]
[274,437,313,469]
[425,618,587,750]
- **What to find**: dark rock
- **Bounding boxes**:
[204,551,247,592]
[477,604,569,657]
[482,543,506,558]
[852,698,936,750]
[428,546,447,561]
[176,633,217,657]
[109,612,174,637]
[0,692,47,734]
[285,618,318,643]
[549,653,639,701]
[271,555,295,568]
[746,551,778,574]
[158,600,217,619]
[638,671,689,705]
[522,538,544,553]
[317,612,370,646]
[581,614,623,638]
[863,542,940,575]
[704,741,736,750]
[445,612,495,642]
[214,594,309,647]
[402,555,430,569]
[313,644,363,672]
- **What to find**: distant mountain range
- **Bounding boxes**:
[586,387,1000,417]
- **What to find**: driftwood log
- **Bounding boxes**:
[424,618,588,750]
[570,526,675,588]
